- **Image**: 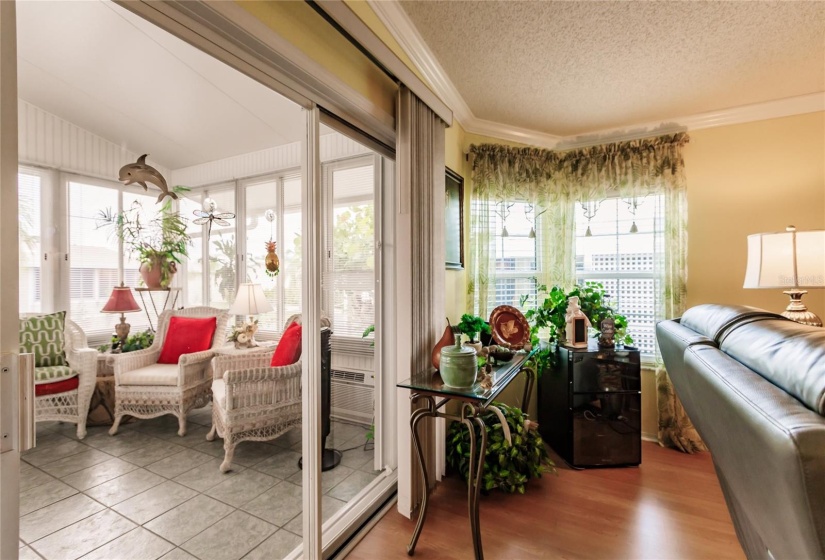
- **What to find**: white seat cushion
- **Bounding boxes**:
[211,378,226,410]
[120,364,179,386]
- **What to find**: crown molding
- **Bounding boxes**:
[369,0,825,150]
[557,92,825,149]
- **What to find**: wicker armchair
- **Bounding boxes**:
[23,316,97,439]
[208,314,330,473]
[109,306,229,437]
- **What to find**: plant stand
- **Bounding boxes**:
[134,287,181,332]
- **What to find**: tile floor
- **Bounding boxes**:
[18,405,378,560]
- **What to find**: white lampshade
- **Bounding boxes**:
[228,283,274,316]
[744,228,825,289]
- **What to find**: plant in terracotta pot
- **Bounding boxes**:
[98,195,190,289]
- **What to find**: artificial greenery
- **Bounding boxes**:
[455,313,491,342]
[98,329,155,354]
[520,281,633,373]
[97,188,191,288]
[447,402,554,494]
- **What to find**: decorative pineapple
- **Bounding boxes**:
[265,241,280,278]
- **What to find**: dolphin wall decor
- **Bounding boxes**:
[118,154,178,203]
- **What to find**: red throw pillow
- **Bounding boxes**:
[158,316,218,364]
[35,375,79,397]
[270,321,302,367]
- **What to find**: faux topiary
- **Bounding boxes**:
[447,402,555,494]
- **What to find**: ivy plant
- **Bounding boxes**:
[447,402,555,494]
[520,281,633,374]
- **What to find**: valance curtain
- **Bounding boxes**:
[468,133,704,453]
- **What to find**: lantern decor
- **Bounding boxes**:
[563,296,590,348]
[264,209,280,278]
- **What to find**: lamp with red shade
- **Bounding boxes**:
[101,283,142,350]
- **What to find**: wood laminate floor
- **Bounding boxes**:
[347,442,744,560]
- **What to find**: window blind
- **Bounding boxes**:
[19,171,42,314]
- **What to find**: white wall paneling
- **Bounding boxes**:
[18,100,169,182]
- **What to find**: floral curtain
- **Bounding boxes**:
[468,133,705,453]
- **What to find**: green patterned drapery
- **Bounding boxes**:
[468,133,704,453]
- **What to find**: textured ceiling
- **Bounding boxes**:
[399,1,825,137]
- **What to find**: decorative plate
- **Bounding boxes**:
[489,305,530,349]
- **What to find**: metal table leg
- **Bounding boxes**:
[407,396,435,555]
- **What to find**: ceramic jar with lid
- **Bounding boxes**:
[439,340,477,388]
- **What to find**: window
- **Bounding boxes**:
[575,196,662,356]
[324,160,375,339]
[67,179,158,335]
[477,200,539,316]
[19,169,43,314]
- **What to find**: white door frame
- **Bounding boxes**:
[0,1,20,558]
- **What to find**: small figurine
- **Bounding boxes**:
[564,296,590,348]
[598,317,616,348]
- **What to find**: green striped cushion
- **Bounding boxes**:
[20,311,68,368]
[34,366,76,385]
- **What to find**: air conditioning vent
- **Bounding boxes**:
[330,368,373,425]
[331,369,365,384]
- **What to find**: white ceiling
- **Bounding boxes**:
[16,0,309,170]
[398,0,825,138]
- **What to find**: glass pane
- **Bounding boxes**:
[330,164,374,338]
[69,181,119,334]
[205,189,236,309]
[19,171,42,314]
[575,195,663,356]
[179,196,205,307]
[246,179,280,333]
[283,174,302,321]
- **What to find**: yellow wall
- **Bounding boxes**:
[685,112,825,319]
[238,0,397,117]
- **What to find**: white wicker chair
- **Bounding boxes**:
[208,314,330,473]
[109,306,230,437]
[24,317,97,440]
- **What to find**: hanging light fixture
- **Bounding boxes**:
[524,203,546,239]
[496,201,514,238]
[625,195,643,234]
[580,200,601,237]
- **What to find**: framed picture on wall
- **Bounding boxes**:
[445,167,464,270]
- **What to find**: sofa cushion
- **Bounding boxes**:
[120,363,179,386]
[680,304,784,344]
[720,318,825,414]
[270,322,302,367]
[34,365,77,385]
[212,378,226,410]
[158,316,218,364]
[35,376,80,397]
[19,311,67,368]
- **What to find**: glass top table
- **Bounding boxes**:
[398,347,538,560]
[397,348,537,407]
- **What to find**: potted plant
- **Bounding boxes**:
[520,282,633,373]
[447,402,555,494]
[455,313,491,352]
[98,195,190,289]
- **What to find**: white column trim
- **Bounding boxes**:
[0,1,20,557]
[301,106,323,558]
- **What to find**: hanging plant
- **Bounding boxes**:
[447,402,554,494]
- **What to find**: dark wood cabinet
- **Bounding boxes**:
[538,342,641,468]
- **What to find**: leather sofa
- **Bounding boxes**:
[657,304,825,560]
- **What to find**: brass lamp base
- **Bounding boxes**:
[782,290,823,327]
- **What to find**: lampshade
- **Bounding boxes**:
[228,283,274,316]
[101,285,141,314]
[744,228,825,289]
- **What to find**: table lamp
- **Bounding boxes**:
[101,283,142,348]
[744,226,825,327]
[228,283,274,347]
